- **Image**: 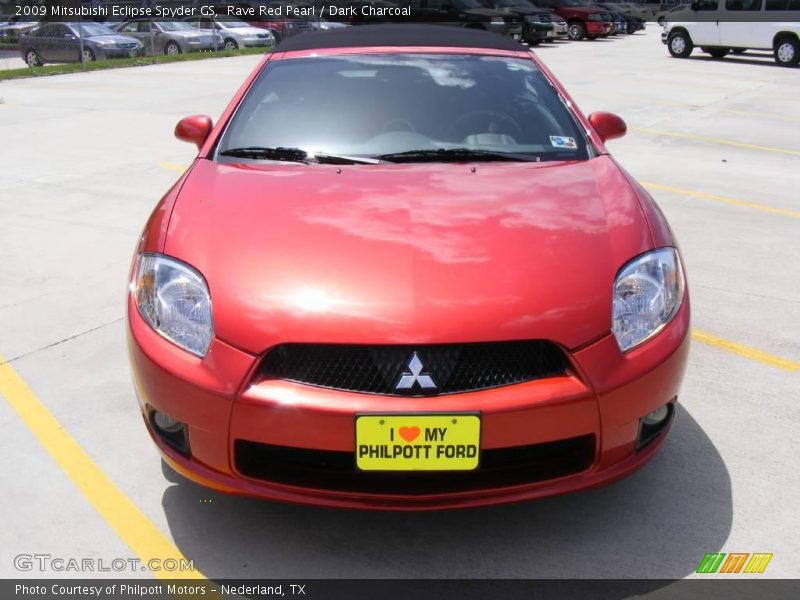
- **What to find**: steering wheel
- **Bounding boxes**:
[446,110,524,141]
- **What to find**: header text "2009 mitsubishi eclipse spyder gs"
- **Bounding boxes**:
[128,25,689,510]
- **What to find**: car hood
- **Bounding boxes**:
[165,157,652,353]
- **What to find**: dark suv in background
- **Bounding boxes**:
[477,0,568,44]
[531,0,613,39]
[406,0,524,39]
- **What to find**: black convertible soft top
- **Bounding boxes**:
[274,25,527,53]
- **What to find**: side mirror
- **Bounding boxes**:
[588,111,627,142]
[174,115,213,150]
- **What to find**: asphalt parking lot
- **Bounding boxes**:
[1,24,798,584]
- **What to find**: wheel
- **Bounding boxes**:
[567,21,586,41]
[667,30,693,58]
[164,41,181,56]
[707,48,729,59]
[25,48,42,67]
[774,36,800,67]
[81,47,95,63]
[627,23,636,34]
[223,38,238,51]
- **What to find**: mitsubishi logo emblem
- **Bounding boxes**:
[396,352,437,393]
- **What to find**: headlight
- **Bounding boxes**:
[612,248,685,352]
[588,14,603,21]
[133,254,213,357]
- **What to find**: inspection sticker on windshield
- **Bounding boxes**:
[550,135,578,149]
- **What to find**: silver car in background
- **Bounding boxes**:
[184,17,274,50]
[113,20,214,55]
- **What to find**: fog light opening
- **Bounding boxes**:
[636,398,676,450]
[149,408,191,457]
[153,410,182,433]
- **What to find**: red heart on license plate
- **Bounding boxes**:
[398,426,420,443]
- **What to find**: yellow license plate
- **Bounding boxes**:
[355,414,481,471]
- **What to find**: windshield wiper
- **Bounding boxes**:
[219,147,381,165]
[219,147,309,162]
[373,148,540,163]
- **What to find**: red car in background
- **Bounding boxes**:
[128,25,689,510]
[531,0,614,39]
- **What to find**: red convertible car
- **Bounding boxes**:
[128,25,689,510]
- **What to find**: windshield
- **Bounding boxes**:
[219,20,249,28]
[159,22,194,32]
[218,54,590,163]
[77,23,116,37]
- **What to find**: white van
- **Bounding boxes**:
[662,0,800,66]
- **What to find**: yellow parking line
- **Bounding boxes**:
[692,331,800,372]
[0,352,206,580]
[712,108,800,124]
[631,127,800,157]
[632,126,800,156]
[641,181,800,219]
[159,161,186,173]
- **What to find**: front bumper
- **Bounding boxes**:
[129,296,690,510]
[96,47,144,60]
[549,23,569,38]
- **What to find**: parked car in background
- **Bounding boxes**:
[627,0,679,19]
[405,0,524,40]
[213,2,314,43]
[313,1,404,25]
[531,0,614,40]
[594,2,647,31]
[655,2,688,23]
[0,16,39,42]
[663,0,800,67]
[478,0,569,44]
[114,20,215,55]
[184,16,274,49]
[20,22,143,67]
[613,1,652,19]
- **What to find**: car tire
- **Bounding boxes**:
[81,47,95,63]
[24,48,42,67]
[774,36,800,67]
[164,41,181,56]
[667,30,693,58]
[707,47,729,59]
[224,38,238,51]
[567,21,586,41]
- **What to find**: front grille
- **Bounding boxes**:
[235,435,595,494]
[258,341,569,396]
[120,43,137,49]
